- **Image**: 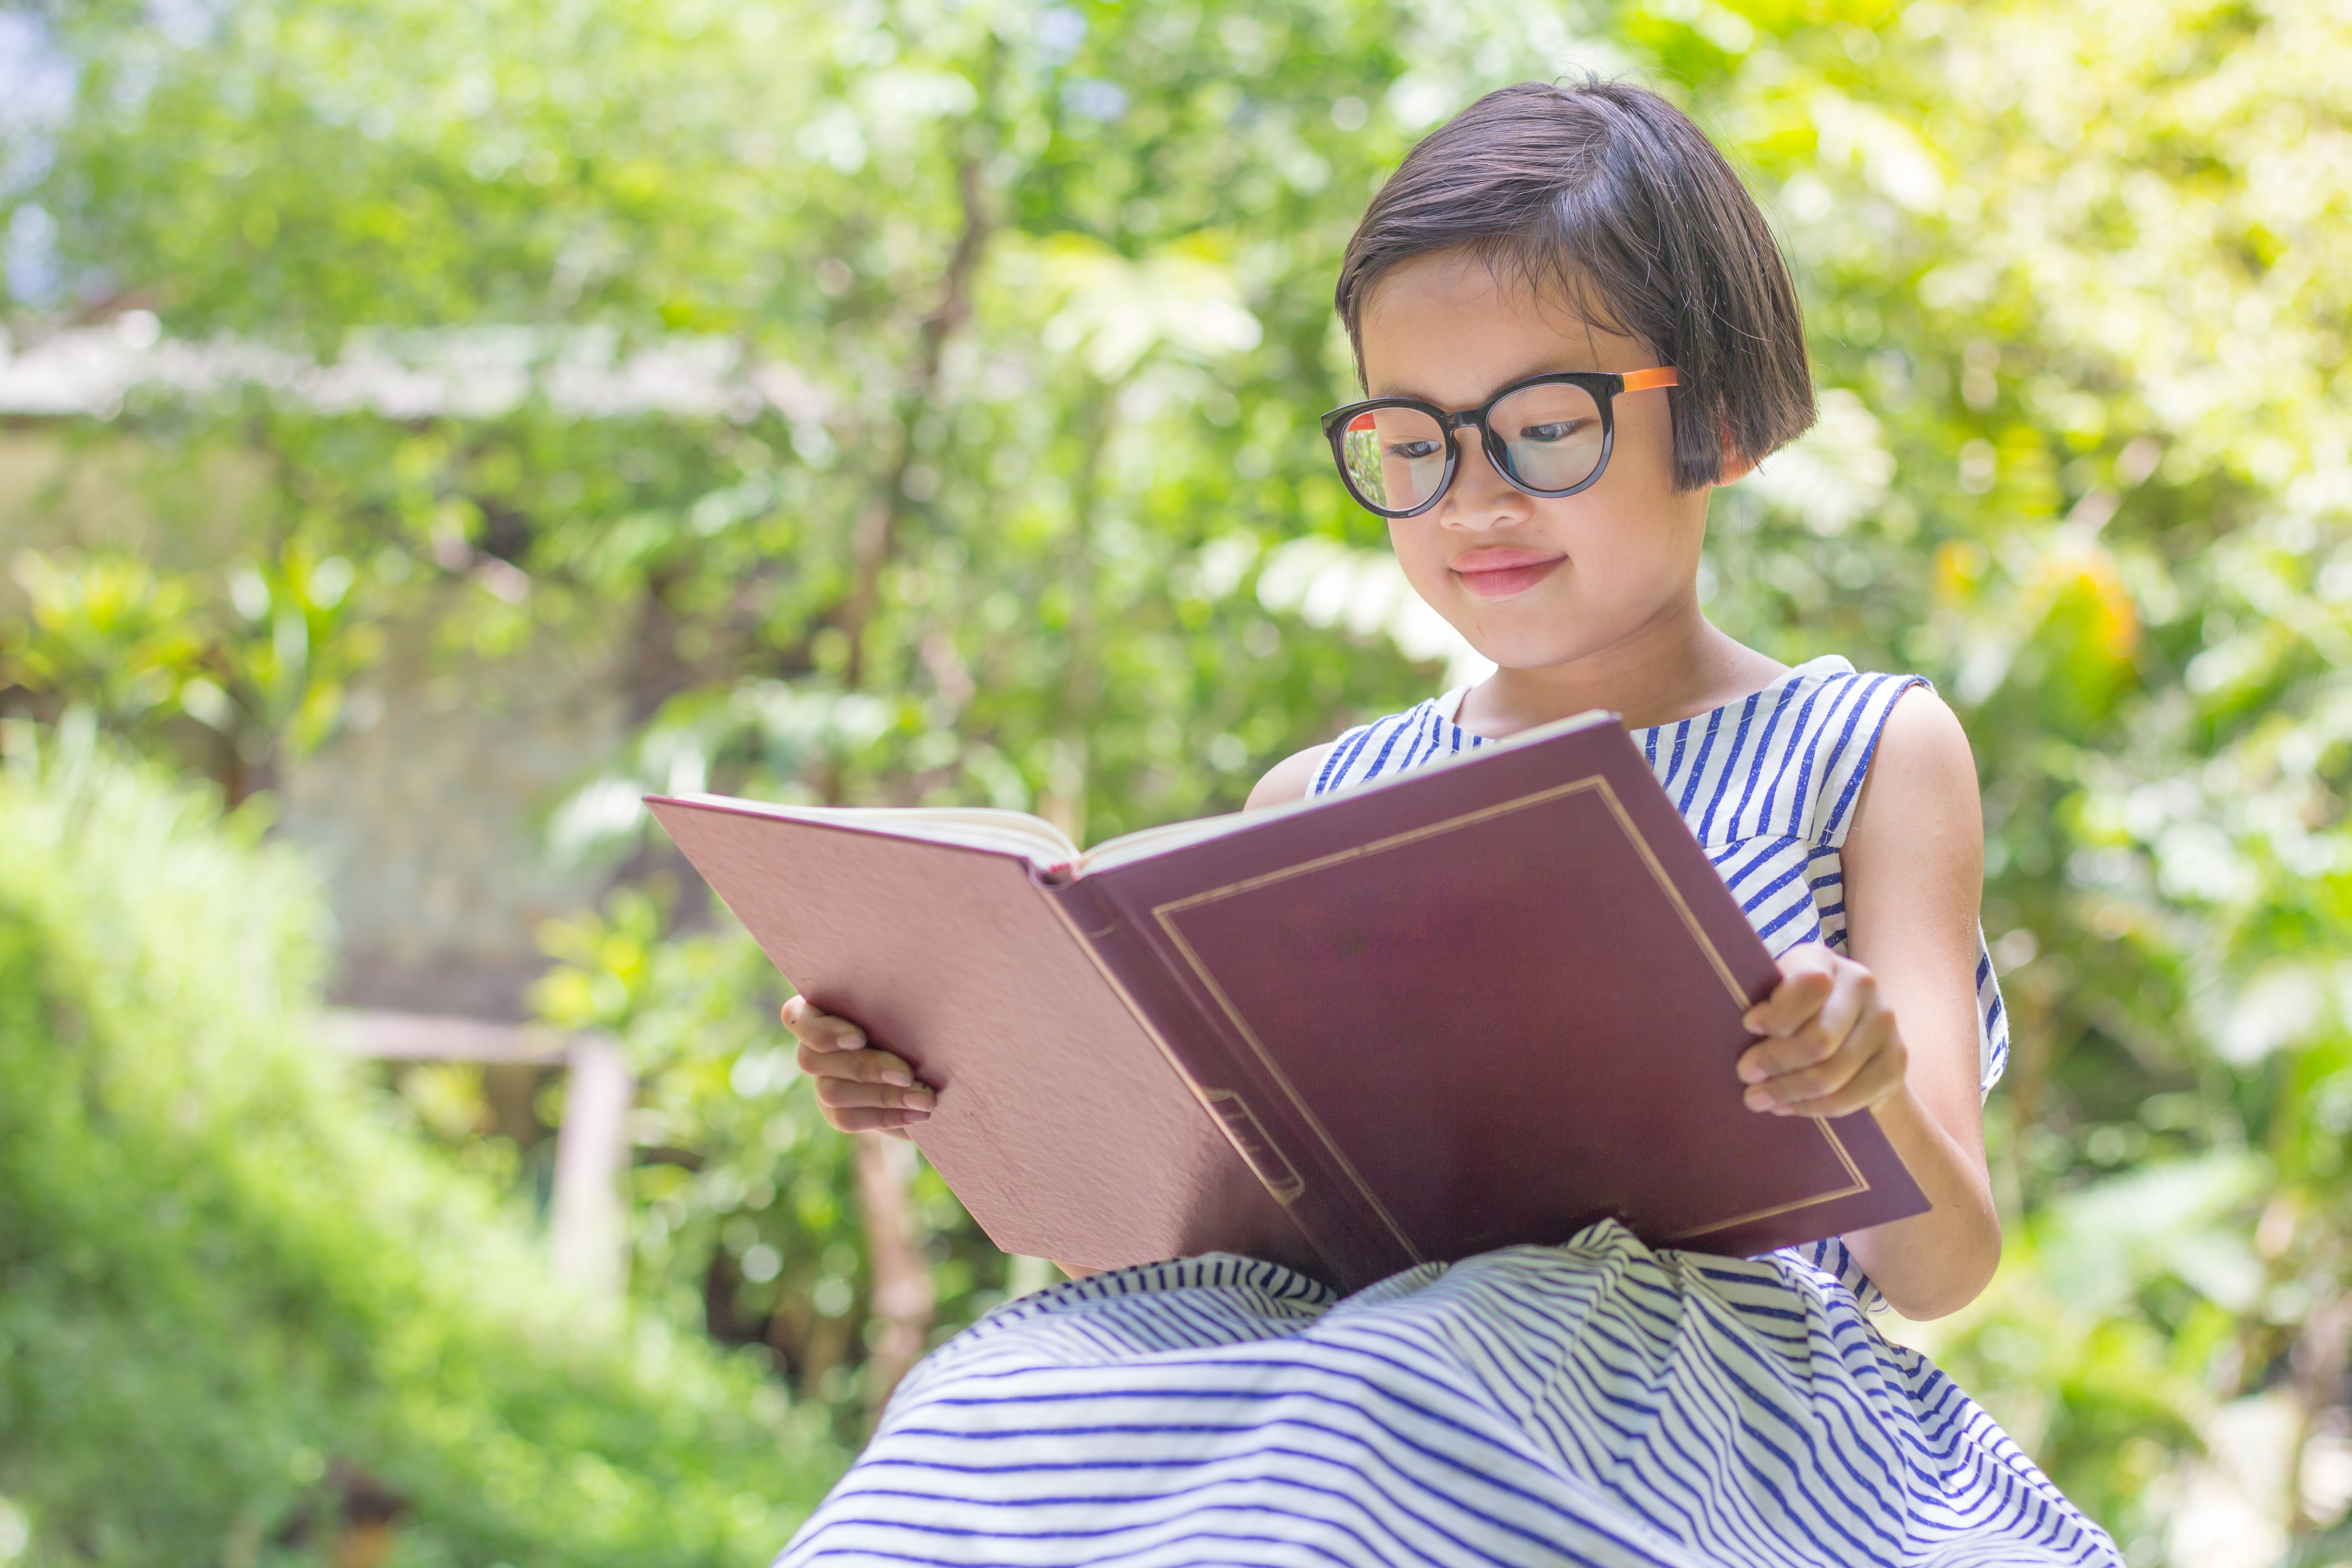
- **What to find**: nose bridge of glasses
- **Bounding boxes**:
[1448,407,1499,465]
[1455,407,1514,470]
[1443,415,1519,500]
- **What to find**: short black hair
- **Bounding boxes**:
[1335,79,1815,491]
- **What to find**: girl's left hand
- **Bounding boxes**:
[1736,943,1910,1117]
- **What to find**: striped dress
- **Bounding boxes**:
[778,657,2119,1568]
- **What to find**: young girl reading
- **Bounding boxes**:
[775,80,2119,1567]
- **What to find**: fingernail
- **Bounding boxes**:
[843,1032,865,1049]
[902,1108,931,1123]
[1737,1060,1765,1084]
[1744,1087,1774,1111]
[906,1088,936,1107]
[1741,1011,1762,1033]
[881,1069,912,1088]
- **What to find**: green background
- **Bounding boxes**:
[1,0,2348,1562]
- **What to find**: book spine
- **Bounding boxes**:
[1046,874,1403,1291]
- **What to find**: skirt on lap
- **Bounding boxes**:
[776,1221,2120,1568]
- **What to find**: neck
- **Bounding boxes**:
[1458,592,1785,736]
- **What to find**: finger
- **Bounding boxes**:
[1748,1014,1905,1116]
[785,1004,875,1055]
[1814,966,1872,1058]
[1739,1023,1835,1083]
[784,999,859,1046]
[1744,1034,1864,1109]
[1776,1042,1907,1120]
[813,1076,937,1113]
[1738,969,1876,1082]
[1748,1005,1888,1104]
[1741,946,1838,1038]
[795,1040,919,1088]
[824,1102,933,1134]
[781,994,834,1038]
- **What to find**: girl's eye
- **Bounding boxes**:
[1387,440,1443,461]
[1515,420,1594,443]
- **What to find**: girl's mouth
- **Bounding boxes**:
[1450,547,1566,600]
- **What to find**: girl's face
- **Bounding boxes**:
[1359,250,1730,675]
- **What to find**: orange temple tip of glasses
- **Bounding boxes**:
[1620,367,1680,392]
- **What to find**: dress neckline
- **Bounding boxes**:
[1434,655,1856,738]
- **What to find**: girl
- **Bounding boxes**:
[778,80,2119,1567]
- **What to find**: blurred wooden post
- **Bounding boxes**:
[549,1034,634,1299]
[1004,1254,1059,1298]
[324,1010,634,1301]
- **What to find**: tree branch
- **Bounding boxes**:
[839,146,992,694]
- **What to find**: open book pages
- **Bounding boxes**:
[667,706,1613,878]
[662,796,1270,876]
[665,800,1089,869]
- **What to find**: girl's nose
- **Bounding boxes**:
[1438,433,1532,530]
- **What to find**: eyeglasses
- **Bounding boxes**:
[1320,368,1680,519]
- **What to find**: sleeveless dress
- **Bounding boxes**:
[777,658,2120,1568]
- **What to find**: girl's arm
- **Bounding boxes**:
[1735,689,2001,1319]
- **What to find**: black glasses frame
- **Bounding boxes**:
[1319,367,1680,519]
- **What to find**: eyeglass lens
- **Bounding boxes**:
[1338,406,1448,513]
[1492,381,1605,494]
[1336,381,1608,513]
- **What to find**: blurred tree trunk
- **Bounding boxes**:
[841,145,993,691]
[853,1131,935,1425]
[1036,383,1122,842]
[1037,408,1102,839]
[837,122,995,1410]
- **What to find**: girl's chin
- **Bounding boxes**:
[1449,609,1609,674]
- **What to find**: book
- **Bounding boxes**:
[648,711,1929,1292]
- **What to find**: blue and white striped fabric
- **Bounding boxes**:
[776,658,2116,1568]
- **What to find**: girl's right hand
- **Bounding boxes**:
[782,995,937,1139]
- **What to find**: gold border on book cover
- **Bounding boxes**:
[1152,775,1869,1257]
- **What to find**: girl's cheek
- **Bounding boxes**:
[1387,525,1449,593]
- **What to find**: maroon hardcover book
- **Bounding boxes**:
[648,711,1928,1292]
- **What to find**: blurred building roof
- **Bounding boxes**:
[0,313,830,423]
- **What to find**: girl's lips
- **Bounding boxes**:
[1450,549,1565,600]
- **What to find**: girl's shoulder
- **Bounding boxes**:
[1764,658,1975,846]
[1635,657,1949,851]
[1833,671,1979,853]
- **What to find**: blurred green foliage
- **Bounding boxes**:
[0,722,843,1566]
[1,0,2349,1560]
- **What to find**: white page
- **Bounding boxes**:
[668,797,1081,867]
